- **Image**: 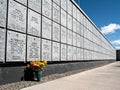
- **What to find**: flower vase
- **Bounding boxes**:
[35,70,42,81]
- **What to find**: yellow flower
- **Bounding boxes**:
[27,64,30,68]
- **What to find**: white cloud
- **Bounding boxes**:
[111,39,120,45]
[111,40,120,49]
[115,46,120,49]
[101,23,120,35]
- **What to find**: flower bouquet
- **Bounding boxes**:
[26,59,47,81]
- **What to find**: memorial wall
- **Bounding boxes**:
[0,0,116,63]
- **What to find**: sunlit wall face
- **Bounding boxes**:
[0,0,116,63]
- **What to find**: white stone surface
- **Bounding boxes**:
[53,3,60,23]
[16,0,27,5]
[42,39,51,61]
[61,26,67,43]
[61,9,66,27]
[67,0,72,15]
[61,44,66,61]
[8,0,26,33]
[7,31,26,61]
[28,9,41,37]
[53,22,60,42]
[73,32,76,46]
[0,0,7,27]
[73,5,77,19]
[42,0,51,19]
[77,34,80,47]
[67,45,72,61]
[77,22,81,35]
[0,28,6,62]
[67,15,72,30]
[53,0,60,6]
[52,42,60,61]
[67,30,72,45]
[28,0,41,13]
[77,48,80,60]
[27,36,40,61]
[73,47,77,61]
[42,16,51,39]
[73,19,77,32]
[61,0,66,11]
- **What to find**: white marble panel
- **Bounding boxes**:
[0,0,7,27]
[77,48,80,60]
[67,45,72,60]
[53,0,60,6]
[16,0,27,5]
[8,0,26,33]
[77,34,80,47]
[61,26,66,43]
[42,16,51,39]
[73,5,76,19]
[61,44,66,61]
[28,0,41,13]
[61,9,66,27]
[7,31,26,61]
[73,47,77,60]
[80,37,84,48]
[73,32,76,46]
[42,39,51,61]
[0,28,6,62]
[53,22,60,42]
[73,19,76,32]
[81,25,84,36]
[53,3,60,23]
[52,42,60,61]
[80,49,83,60]
[80,12,83,23]
[61,0,66,11]
[67,30,72,45]
[67,0,72,15]
[77,22,81,34]
[42,0,51,19]
[28,9,41,37]
[76,9,79,21]
[67,15,72,30]
[84,49,87,60]
[27,36,40,61]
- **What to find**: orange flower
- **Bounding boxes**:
[27,60,47,71]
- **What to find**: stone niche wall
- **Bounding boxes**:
[0,0,116,84]
[0,0,116,63]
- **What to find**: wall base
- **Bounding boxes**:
[0,60,115,85]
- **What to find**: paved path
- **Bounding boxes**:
[21,61,120,90]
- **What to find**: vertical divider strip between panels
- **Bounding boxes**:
[25,0,28,63]
[66,0,68,61]
[51,0,53,61]
[4,0,9,63]
[59,0,61,62]
[40,0,42,61]
[71,1,73,61]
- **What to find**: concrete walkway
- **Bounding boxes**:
[21,61,120,90]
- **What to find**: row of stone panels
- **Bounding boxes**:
[0,28,115,63]
[0,0,108,45]
[0,28,84,62]
[0,0,114,52]
[0,0,81,31]
[0,1,113,54]
[0,0,116,63]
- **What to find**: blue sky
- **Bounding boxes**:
[74,0,120,49]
